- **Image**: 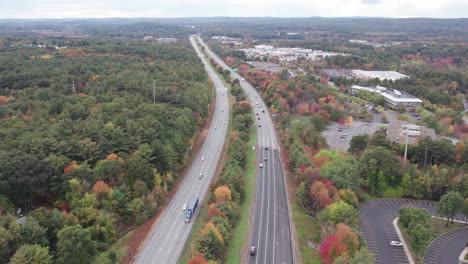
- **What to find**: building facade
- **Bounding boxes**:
[352,84,423,111]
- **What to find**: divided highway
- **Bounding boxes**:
[134,36,230,264]
[196,36,295,264]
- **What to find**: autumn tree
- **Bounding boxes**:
[214,186,232,201]
[319,201,358,227]
[319,235,349,264]
[188,254,208,264]
[196,223,225,260]
[334,223,359,256]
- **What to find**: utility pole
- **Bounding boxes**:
[403,127,409,168]
[152,81,156,104]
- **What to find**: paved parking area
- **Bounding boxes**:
[423,227,468,264]
[322,121,386,151]
[359,199,466,264]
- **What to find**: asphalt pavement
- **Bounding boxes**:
[322,121,386,151]
[133,35,230,264]
[196,36,295,264]
[360,199,467,264]
[423,227,468,264]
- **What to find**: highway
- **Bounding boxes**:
[133,35,230,264]
[196,35,295,264]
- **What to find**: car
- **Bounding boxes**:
[256,113,259,116]
[250,246,257,256]
[390,241,403,247]
[182,203,187,210]
[259,163,263,168]
[265,147,268,150]
[337,128,343,132]
[264,157,268,161]
[223,121,226,124]
[258,117,260,120]
[214,127,217,130]
[262,110,265,113]
[201,156,205,161]
[340,134,347,138]
[241,78,245,81]
[258,124,261,127]
[198,173,203,179]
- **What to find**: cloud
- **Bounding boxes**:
[0,0,466,18]
[361,0,381,5]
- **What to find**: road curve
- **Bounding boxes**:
[133,36,230,264]
[196,35,295,264]
[360,199,466,264]
[423,227,468,264]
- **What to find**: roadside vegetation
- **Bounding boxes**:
[184,57,255,263]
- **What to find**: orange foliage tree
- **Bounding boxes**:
[214,186,232,201]
[334,223,359,256]
[187,254,208,264]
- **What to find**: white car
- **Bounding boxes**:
[198,173,203,179]
[201,156,205,161]
[223,121,226,124]
[390,241,403,247]
[182,203,187,210]
[259,163,263,168]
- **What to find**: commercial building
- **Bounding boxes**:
[239,46,347,62]
[351,70,409,81]
[351,84,423,110]
[387,120,436,145]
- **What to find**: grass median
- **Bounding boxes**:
[292,203,322,264]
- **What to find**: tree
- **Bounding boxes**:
[438,191,463,225]
[9,245,52,264]
[348,135,368,155]
[20,217,48,247]
[334,223,359,256]
[56,224,97,264]
[333,247,375,264]
[214,186,232,201]
[196,223,225,260]
[409,223,430,254]
[360,147,401,195]
[319,235,349,264]
[319,157,361,191]
[398,207,431,229]
[188,254,209,264]
[319,201,358,227]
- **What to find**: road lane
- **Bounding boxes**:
[134,36,230,264]
[196,35,294,264]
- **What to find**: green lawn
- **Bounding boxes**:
[291,203,322,264]
[92,230,134,264]
[224,125,257,264]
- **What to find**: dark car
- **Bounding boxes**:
[258,117,260,120]
[250,246,257,256]
[262,110,265,113]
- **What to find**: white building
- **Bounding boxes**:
[352,70,409,81]
[352,84,423,110]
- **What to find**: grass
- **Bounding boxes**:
[398,218,466,264]
[291,203,322,264]
[224,124,257,264]
[92,230,134,264]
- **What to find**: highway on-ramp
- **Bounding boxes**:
[134,35,230,264]
[196,35,295,264]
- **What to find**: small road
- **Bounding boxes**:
[423,227,468,264]
[134,35,230,264]
[360,199,466,264]
[196,35,295,264]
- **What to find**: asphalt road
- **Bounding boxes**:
[196,36,295,264]
[423,227,468,264]
[360,199,467,264]
[133,36,230,264]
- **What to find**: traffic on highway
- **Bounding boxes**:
[133,36,230,264]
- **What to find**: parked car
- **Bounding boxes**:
[390,241,403,247]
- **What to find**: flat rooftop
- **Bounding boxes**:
[352,84,423,103]
[387,120,436,145]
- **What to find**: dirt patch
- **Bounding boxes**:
[120,88,217,264]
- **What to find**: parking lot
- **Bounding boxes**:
[322,121,387,151]
[423,227,468,264]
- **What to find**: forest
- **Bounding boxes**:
[0,37,212,263]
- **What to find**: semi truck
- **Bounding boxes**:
[185,197,199,223]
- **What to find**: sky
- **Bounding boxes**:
[0,0,467,19]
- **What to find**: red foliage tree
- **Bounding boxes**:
[338,119,346,126]
[187,254,208,264]
[319,235,349,264]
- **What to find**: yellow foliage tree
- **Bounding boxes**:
[200,222,224,243]
[347,116,353,126]
[214,185,232,201]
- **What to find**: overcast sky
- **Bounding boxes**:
[1,0,467,19]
